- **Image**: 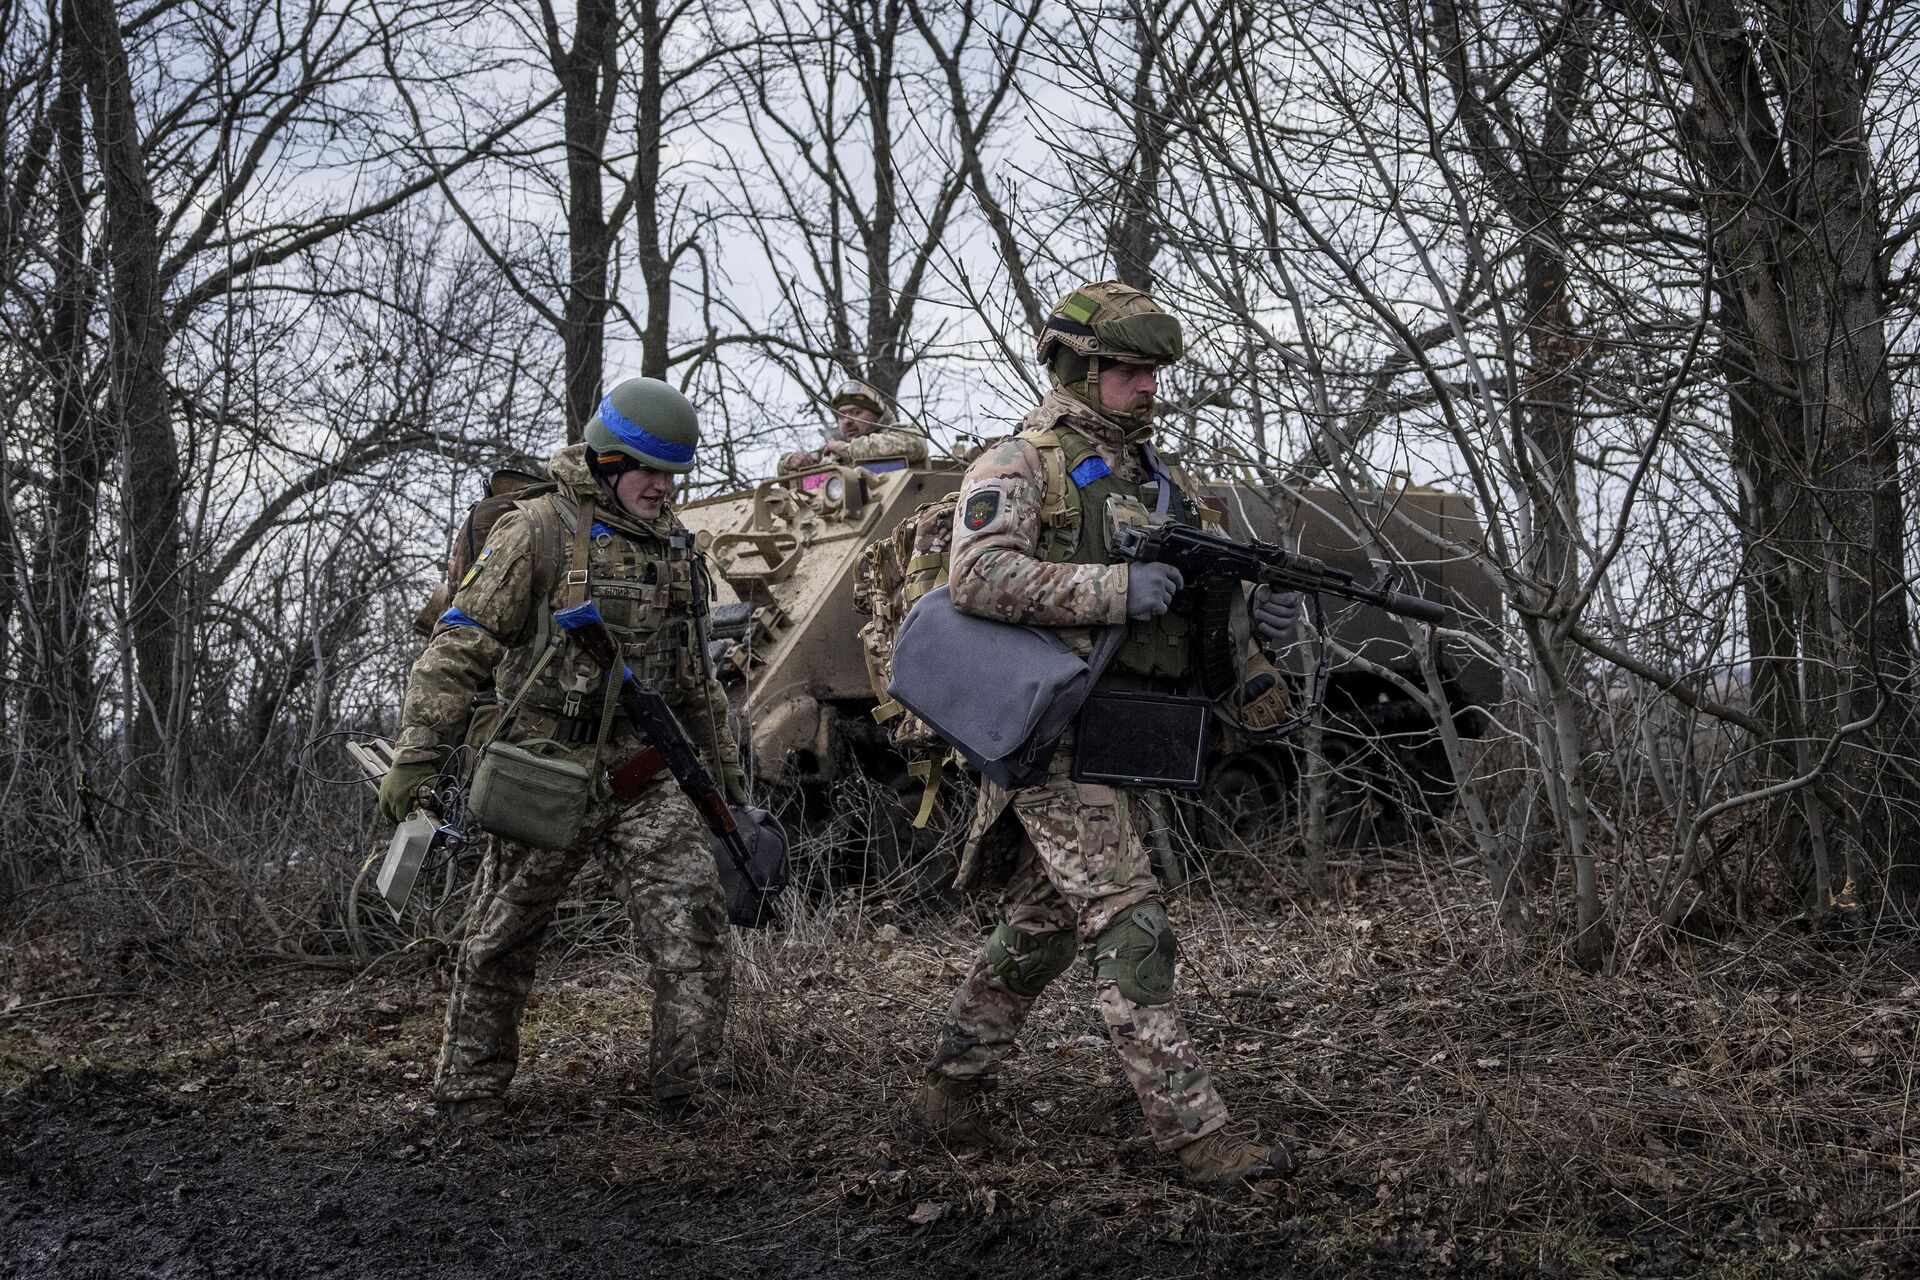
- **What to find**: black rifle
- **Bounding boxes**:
[555,601,778,925]
[1111,523,1455,627]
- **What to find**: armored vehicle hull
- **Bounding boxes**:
[679,459,1501,877]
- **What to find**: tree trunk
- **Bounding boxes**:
[73,0,183,814]
[1430,0,1606,962]
[633,0,671,379]
[1639,0,1920,912]
[557,0,618,438]
[27,0,104,777]
[1106,6,1164,293]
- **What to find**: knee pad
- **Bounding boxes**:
[984,924,1076,997]
[1087,900,1177,1005]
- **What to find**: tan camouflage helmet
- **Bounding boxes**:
[828,378,887,418]
[1035,281,1185,368]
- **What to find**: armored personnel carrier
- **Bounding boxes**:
[677,454,1501,884]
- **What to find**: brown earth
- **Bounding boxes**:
[4,854,1918,1279]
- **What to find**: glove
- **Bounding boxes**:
[378,760,437,825]
[1125,563,1185,620]
[722,759,750,806]
[1252,585,1304,648]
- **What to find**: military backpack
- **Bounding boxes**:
[852,492,961,825]
[412,466,559,637]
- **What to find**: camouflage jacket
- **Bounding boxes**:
[839,423,929,465]
[946,389,1147,639]
[781,422,929,471]
[394,444,738,786]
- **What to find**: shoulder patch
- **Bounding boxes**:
[459,545,495,589]
[962,488,1001,532]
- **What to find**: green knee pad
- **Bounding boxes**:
[984,924,1076,997]
[1088,901,1177,1005]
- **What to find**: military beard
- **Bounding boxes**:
[1084,389,1156,443]
[1052,375,1156,443]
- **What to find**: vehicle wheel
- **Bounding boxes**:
[1392,739,1457,829]
[1196,751,1290,854]
[1316,733,1454,847]
[852,770,967,902]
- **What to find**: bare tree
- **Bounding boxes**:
[61,0,546,815]
[1614,0,1920,917]
[717,0,1028,422]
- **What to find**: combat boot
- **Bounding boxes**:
[1176,1127,1296,1186]
[436,1096,506,1131]
[903,1074,1002,1152]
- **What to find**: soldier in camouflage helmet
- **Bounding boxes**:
[780,377,930,472]
[380,376,745,1126]
[904,282,1305,1186]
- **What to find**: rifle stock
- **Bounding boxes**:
[553,603,768,896]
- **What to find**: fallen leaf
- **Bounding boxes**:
[907,1201,948,1225]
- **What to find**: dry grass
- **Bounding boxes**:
[4,834,1918,1276]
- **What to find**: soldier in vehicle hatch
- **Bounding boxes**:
[380,377,746,1126]
[903,282,1306,1186]
[780,378,929,472]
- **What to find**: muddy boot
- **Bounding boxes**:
[902,1075,1001,1152]
[1176,1127,1296,1186]
[436,1096,506,1131]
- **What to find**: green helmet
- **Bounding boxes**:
[583,377,700,474]
[828,378,887,418]
[1035,281,1184,368]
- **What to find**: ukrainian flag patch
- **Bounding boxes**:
[460,546,494,589]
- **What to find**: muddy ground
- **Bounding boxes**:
[5,1091,1279,1280]
[5,867,1918,1279]
[0,966,1320,1280]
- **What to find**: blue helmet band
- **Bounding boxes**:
[596,394,696,466]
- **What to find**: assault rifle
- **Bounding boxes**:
[554,601,780,926]
[1111,522,1455,628]
[346,739,469,921]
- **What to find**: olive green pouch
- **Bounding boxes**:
[468,737,592,849]
[464,632,610,850]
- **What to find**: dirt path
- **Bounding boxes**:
[6,910,1917,1278]
[2,1087,1312,1280]
[4,1104,933,1279]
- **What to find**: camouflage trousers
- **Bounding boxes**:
[435,781,732,1106]
[928,772,1231,1151]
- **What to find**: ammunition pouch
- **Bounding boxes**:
[468,737,593,850]
[1071,689,1211,791]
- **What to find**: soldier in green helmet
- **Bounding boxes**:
[381,375,745,1126]
[903,282,1305,1186]
[780,377,929,472]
